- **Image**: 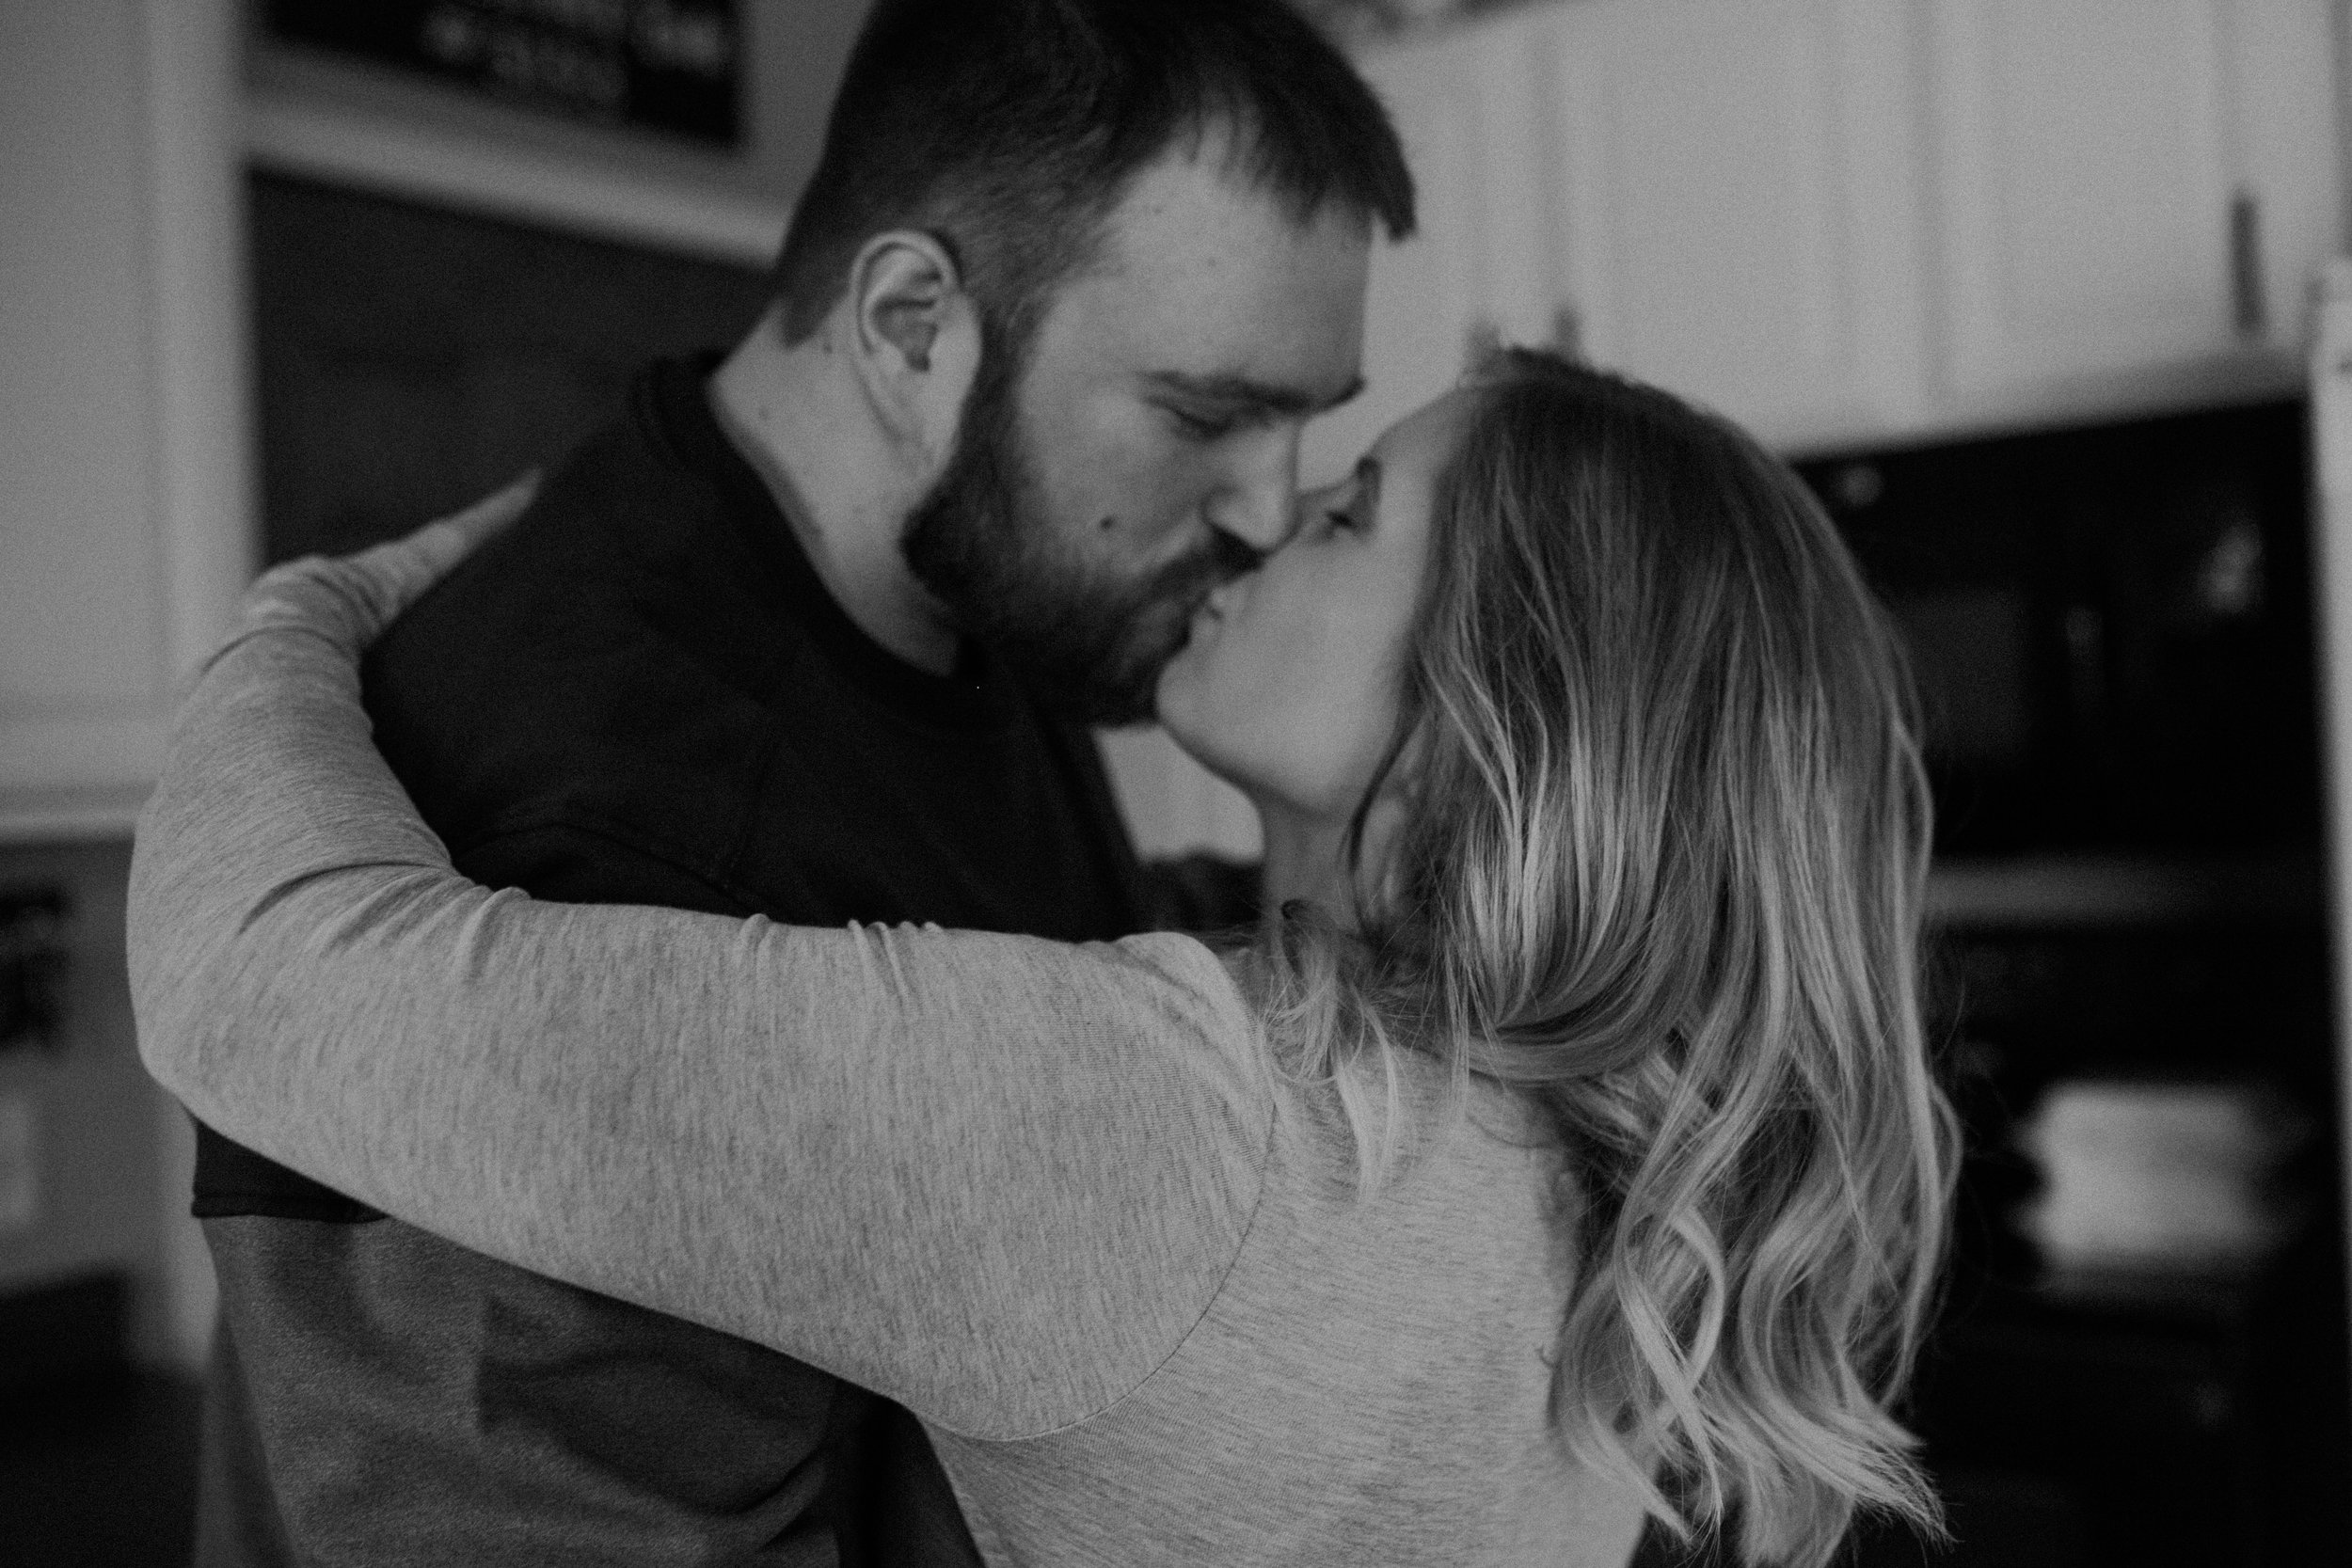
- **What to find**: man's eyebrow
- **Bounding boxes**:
[1147,371,1367,419]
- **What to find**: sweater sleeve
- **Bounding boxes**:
[128,580,1273,1442]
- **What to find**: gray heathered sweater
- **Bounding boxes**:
[129,558,1648,1568]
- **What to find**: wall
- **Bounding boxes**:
[0,841,192,1366]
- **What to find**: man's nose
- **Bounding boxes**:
[1202,429,1301,555]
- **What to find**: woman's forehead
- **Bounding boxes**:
[1373,388,1482,475]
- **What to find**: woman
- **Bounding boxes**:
[133,352,1954,1567]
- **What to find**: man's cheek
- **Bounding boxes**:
[1096,483,1207,552]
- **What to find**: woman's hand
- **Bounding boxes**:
[215,473,536,668]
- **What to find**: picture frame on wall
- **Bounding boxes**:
[260,0,744,149]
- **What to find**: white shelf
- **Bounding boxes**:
[1927,852,2325,929]
[0,785,150,846]
[244,94,790,266]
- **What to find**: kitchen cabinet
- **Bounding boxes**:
[1343,0,2342,460]
[0,0,252,842]
[1302,17,1557,484]
[1536,0,1931,451]
[1342,0,1931,457]
[1923,0,2340,426]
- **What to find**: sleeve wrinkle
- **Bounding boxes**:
[451,885,535,986]
[236,861,425,940]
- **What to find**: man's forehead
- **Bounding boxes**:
[1096,156,1372,276]
[1019,142,1371,414]
[1082,186,1365,369]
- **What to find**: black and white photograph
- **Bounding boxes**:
[2,2,2349,1564]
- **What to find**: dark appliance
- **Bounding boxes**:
[1789,401,2347,1567]
[1792,402,2318,857]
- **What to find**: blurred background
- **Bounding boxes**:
[3,1,2350,1563]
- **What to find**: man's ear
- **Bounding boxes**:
[848,230,981,475]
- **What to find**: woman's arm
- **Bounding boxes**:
[129,522,1270,1440]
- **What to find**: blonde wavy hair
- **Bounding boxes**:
[1258,352,1958,1565]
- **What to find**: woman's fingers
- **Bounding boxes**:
[342,473,540,615]
[229,474,540,658]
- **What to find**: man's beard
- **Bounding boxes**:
[902,356,1260,727]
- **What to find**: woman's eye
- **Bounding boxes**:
[1322,487,1369,534]
[1168,405,1237,440]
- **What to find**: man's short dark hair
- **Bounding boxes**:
[772,0,1416,361]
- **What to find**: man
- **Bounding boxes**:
[186,2,1414,1564]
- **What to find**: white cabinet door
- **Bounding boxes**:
[1,0,167,823]
[1305,13,1557,486]
[1536,0,1930,452]
[0,0,251,840]
[1924,0,2339,421]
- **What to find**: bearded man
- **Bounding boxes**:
[185,2,1413,1565]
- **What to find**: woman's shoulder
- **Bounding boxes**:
[1086,933,1572,1241]
[1108,927,1257,1006]
[1068,929,1273,1085]
[1242,1044,1582,1346]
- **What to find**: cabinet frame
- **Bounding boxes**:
[0,0,254,843]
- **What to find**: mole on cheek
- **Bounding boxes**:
[1098,515,1118,532]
